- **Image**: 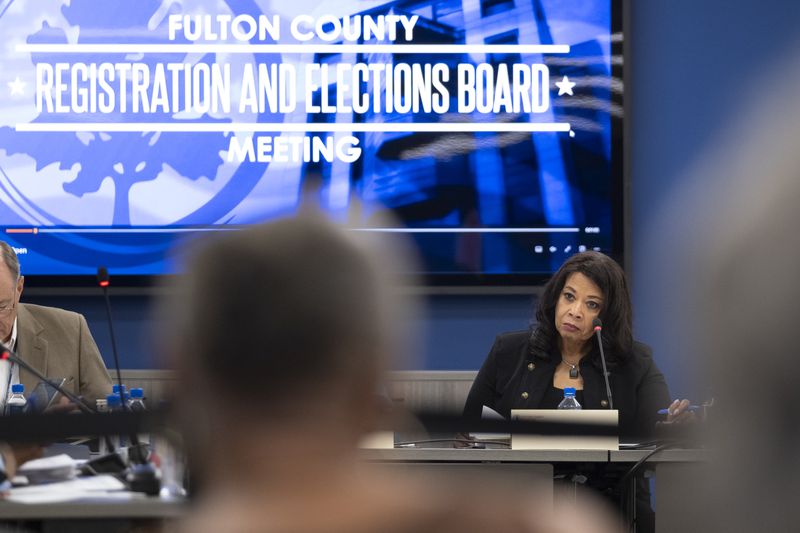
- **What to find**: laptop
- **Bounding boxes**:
[510,409,618,450]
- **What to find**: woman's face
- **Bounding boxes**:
[555,272,604,347]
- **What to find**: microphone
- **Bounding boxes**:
[97,267,149,465]
[592,318,614,410]
[97,267,125,398]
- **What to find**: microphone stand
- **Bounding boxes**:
[96,267,149,465]
[98,271,125,406]
[592,318,614,410]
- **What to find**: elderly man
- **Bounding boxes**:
[0,241,111,409]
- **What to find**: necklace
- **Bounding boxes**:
[562,360,580,379]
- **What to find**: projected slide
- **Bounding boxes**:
[0,0,619,280]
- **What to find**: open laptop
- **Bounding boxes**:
[510,409,618,450]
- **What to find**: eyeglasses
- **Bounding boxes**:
[0,286,18,317]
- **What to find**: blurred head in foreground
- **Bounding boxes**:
[160,213,616,533]
[643,48,800,532]
[163,214,412,451]
[692,88,800,533]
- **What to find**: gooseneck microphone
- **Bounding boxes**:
[97,267,149,465]
[97,267,125,399]
[592,318,614,410]
[0,343,93,413]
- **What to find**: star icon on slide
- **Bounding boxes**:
[555,75,576,96]
[8,76,26,96]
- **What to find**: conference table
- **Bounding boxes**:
[0,447,706,533]
[0,495,185,533]
[363,447,708,533]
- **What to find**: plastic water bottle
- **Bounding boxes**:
[557,387,582,410]
[127,388,146,412]
[96,398,109,454]
[96,398,108,413]
[112,384,128,405]
[7,384,27,415]
[106,393,124,451]
[107,392,121,412]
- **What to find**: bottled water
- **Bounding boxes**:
[106,393,123,451]
[557,387,582,410]
[7,384,26,415]
[128,388,149,446]
[127,388,146,412]
[112,384,128,405]
[96,398,109,454]
[107,392,121,412]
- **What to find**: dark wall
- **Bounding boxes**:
[628,0,800,398]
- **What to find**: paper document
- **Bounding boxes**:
[470,405,510,441]
[17,453,79,484]
[6,475,127,504]
[481,405,504,420]
[18,454,77,472]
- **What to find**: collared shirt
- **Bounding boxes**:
[0,451,9,491]
[0,318,20,411]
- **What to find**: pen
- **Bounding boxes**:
[657,405,701,415]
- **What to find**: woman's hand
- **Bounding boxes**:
[666,399,697,423]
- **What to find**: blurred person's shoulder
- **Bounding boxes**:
[171,467,616,533]
[393,473,617,533]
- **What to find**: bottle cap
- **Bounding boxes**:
[131,388,144,399]
[11,384,24,394]
[563,387,576,396]
[106,393,121,407]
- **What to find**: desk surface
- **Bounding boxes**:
[362,448,608,462]
[610,449,709,462]
[0,448,707,520]
[363,447,707,463]
[0,495,186,520]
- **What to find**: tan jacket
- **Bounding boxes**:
[15,303,112,407]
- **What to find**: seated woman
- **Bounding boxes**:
[464,251,692,532]
[463,251,690,441]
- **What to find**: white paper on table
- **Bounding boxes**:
[6,475,128,504]
[470,405,510,440]
[481,405,504,420]
[17,454,77,472]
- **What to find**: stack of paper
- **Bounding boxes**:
[6,475,128,504]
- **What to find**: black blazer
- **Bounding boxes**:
[463,331,671,440]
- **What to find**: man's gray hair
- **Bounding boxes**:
[0,241,20,280]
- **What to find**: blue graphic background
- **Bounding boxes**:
[0,0,618,280]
